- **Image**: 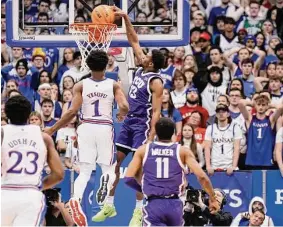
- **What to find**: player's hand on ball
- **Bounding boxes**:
[112,6,126,19]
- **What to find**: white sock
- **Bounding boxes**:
[106,196,114,205]
[73,163,93,200]
[135,200,143,209]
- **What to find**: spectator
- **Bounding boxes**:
[194,32,212,71]
[32,48,46,72]
[231,196,274,226]
[37,70,52,90]
[160,56,177,89]
[186,111,206,145]
[7,89,22,99]
[10,47,24,64]
[2,79,19,102]
[204,104,241,175]
[239,1,264,35]
[43,47,59,80]
[28,111,43,129]
[182,54,198,73]
[228,88,247,168]
[238,58,256,98]
[62,76,75,94]
[59,51,83,93]
[215,17,241,52]
[43,188,74,226]
[207,94,230,126]
[56,48,74,85]
[161,88,182,140]
[255,32,266,51]
[194,66,227,116]
[170,69,187,108]
[239,95,283,169]
[180,123,204,167]
[208,46,231,87]
[34,83,62,119]
[178,88,209,128]
[41,98,58,140]
[172,47,185,69]
[183,68,195,89]
[1,58,39,103]
[106,54,119,73]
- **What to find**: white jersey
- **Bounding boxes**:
[205,122,242,169]
[80,77,115,124]
[219,34,242,52]
[201,83,227,116]
[1,124,47,188]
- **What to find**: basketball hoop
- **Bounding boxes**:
[69,23,117,73]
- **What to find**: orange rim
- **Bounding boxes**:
[70,23,117,30]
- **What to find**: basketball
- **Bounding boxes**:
[91,5,115,24]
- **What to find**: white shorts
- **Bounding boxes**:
[1,188,46,226]
[77,123,116,167]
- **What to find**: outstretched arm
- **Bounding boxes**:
[113,81,129,121]
[42,133,64,190]
[47,82,83,135]
[113,6,146,64]
[124,145,146,192]
[270,104,283,126]
[238,99,252,128]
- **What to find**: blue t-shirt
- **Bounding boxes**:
[161,109,182,123]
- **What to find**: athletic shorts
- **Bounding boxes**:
[77,123,116,167]
[1,187,46,226]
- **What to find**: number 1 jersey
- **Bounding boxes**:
[80,78,114,124]
[1,124,47,188]
[142,142,185,198]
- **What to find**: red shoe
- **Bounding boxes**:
[69,198,88,226]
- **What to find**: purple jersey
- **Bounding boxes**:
[128,67,162,116]
[142,142,185,198]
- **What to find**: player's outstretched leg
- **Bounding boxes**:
[69,163,93,227]
[92,164,117,222]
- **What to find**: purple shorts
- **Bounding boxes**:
[143,199,184,226]
[116,117,150,152]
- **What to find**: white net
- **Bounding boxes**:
[69,23,117,73]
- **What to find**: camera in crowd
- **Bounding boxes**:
[185,186,209,206]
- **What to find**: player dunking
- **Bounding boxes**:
[46,50,129,226]
[91,7,165,226]
[124,118,220,226]
[1,96,64,226]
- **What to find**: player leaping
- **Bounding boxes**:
[92,6,165,226]
[45,50,129,227]
[125,117,220,226]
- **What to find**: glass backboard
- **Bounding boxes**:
[5,0,189,47]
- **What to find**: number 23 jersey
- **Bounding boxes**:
[1,124,47,188]
[128,68,162,117]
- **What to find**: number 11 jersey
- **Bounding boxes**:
[142,142,185,198]
[1,124,47,189]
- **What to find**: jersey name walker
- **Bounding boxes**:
[142,142,185,198]
[1,124,47,188]
[246,116,275,166]
[80,78,114,124]
[128,67,161,117]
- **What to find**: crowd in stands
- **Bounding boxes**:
[1,0,283,177]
